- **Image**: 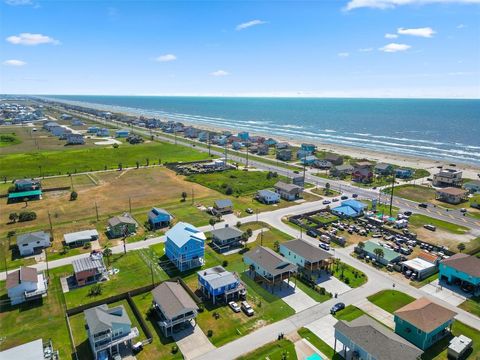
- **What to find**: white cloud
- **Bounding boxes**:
[5,0,32,5]
[358,47,373,52]
[6,33,59,46]
[155,54,177,62]
[385,33,399,39]
[457,24,466,28]
[210,70,229,77]
[338,52,350,57]
[379,43,411,52]
[345,0,480,11]
[398,27,436,37]
[236,19,267,31]
[3,59,27,66]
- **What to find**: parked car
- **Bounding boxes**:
[307,229,317,238]
[322,200,331,205]
[460,208,467,213]
[241,301,254,316]
[332,198,339,202]
[132,342,143,354]
[424,224,436,231]
[246,208,254,214]
[293,170,300,174]
[352,194,358,198]
[419,203,428,208]
[330,302,345,314]
[229,301,241,313]
[319,242,330,251]
[404,211,413,216]
[341,195,348,200]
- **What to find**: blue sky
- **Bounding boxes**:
[1,0,479,98]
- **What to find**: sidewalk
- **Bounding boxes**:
[354,299,395,329]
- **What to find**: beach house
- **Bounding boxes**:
[301,143,316,153]
[394,297,457,350]
[197,266,245,304]
[274,181,303,201]
[213,199,234,214]
[13,178,41,192]
[300,155,317,165]
[65,133,85,145]
[7,266,48,305]
[276,142,290,150]
[331,199,366,218]
[279,239,333,276]
[439,253,480,295]
[238,131,249,141]
[147,207,172,229]
[151,281,199,336]
[0,339,59,360]
[107,213,138,238]
[396,168,414,179]
[324,153,343,165]
[374,162,395,175]
[296,149,313,160]
[64,229,99,247]
[433,168,462,187]
[243,246,297,291]
[435,187,468,204]
[257,189,281,204]
[352,161,374,183]
[334,315,423,360]
[115,129,130,138]
[16,231,51,256]
[96,128,110,137]
[464,180,480,194]
[165,222,206,272]
[84,304,139,360]
[330,164,353,177]
[210,225,244,252]
[276,149,292,161]
[73,256,107,286]
[87,126,100,133]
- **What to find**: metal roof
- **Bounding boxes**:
[166,222,206,248]
[214,199,233,209]
[64,229,99,244]
[281,239,332,263]
[72,256,105,273]
[0,339,44,360]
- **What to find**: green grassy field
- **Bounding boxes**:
[408,214,470,235]
[367,290,415,314]
[332,261,368,288]
[0,133,21,147]
[334,305,366,321]
[236,339,297,360]
[388,185,436,203]
[0,265,73,357]
[458,296,480,318]
[0,141,209,179]
[186,169,286,196]
[298,327,342,360]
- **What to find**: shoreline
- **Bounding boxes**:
[45,97,480,179]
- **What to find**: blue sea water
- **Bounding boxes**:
[48,96,480,165]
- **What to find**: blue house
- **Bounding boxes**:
[165,222,206,272]
[279,239,332,275]
[197,266,245,304]
[300,155,317,165]
[115,129,130,138]
[439,253,480,295]
[265,138,277,146]
[394,297,457,350]
[148,208,172,229]
[238,131,249,141]
[296,149,313,159]
[396,168,414,179]
[87,126,100,134]
[97,128,110,137]
[300,143,316,153]
[331,199,366,218]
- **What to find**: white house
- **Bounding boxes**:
[257,189,281,204]
[16,231,51,257]
[7,266,48,305]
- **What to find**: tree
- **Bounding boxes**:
[103,246,112,267]
[146,158,150,166]
[357,241,365,251]
[23,197,29,207]
[274,240,280,252]
[246,228,253,237]
[118,163,123,171]
[457,243,466,253]
[209,218,216,229]
[236,221,242,228]
[8,212,18,223]
[373,248,384,261]
[181,191,188,202]
[70,191,78,201]
[325,183,331,196]
[7,230,16,248]
[225,186,233,195]
[136,161,140,169]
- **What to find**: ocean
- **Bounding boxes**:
[47,96,480,166]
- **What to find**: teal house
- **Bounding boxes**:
[394,297,457,350]
[439,253,480,295]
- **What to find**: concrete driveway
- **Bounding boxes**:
[305,314,338,348]
[315,272,351,296]
[355,299,395,329]
[172,322,215,360]
[420,279,468,306]
[274,280,317,312]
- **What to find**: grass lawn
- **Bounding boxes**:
[0,133,21,147]
[409,214,470,235]
[410,272,438,288]
[186,169,287,196]
[236,339,297,360]
[0,265,73,357]
[0,141,209,180]
[367,290,415,314]
[458,296,480,318]
[298,328,342,360]
[334,305,366,321]
[389,185,436,203]
[295,278,332,303]
[332,261,368,288]
[311,187,339,197]
[64,250,168,308]
[422,321,480,360]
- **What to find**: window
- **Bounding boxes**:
[417,329,422,335]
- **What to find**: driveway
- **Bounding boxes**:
[315,271,351,296]
[420,279,468,306]
[355,299,395,329]
[305,314,338,349]
[172,322,215,360]
[274,280,317,312]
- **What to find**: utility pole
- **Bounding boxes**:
[122,224,128,255]
[174,129,177,145]
[224,142,228,165]
[302,153,307,187]
[245,145,249,168]
[150,264,155,286]
[260,229,264,246]
[95,202,99,221]
[191,188,195,205]
[300,226,303,239]
[44,247,50,279]
[389,172,396,217]
[129,197,132,213]
[208,134,211,156]
[47,211,54,240]
[70,175,74,192]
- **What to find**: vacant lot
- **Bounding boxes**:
[0,132,21,147]
[236,339,297,360]
[0,265,73,357]
[367,290,415,314]
[0,140,209,179]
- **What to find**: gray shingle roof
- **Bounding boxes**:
[244,246,297,277]
[152,281,198,320]
[274,181,302,193]
[211,226,243,241]
[16,231,50,246]
[108,214,137,227]
[258,189,278,198]
[334,315,423,360]
[84,304,131,334]
[214,199,233,209]
[281,239,332,263]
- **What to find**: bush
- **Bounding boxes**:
[198,303,205,313]
[88,284,102,297]
[207,329,213,337]
[344,277,350,285]
[83,241,92,249]
[222,260,229,267]
[171,345,178,354]
[70,191,78,201]
[225,186,233,195]
[113,143,119,148]
[18,211,37,222]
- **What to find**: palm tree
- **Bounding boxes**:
[358,241,365,250]
[181,192,187,202]
[373,248,384,261]
[325,182,331,196]
[457,243,466,253]
[209,218,216,229]
[103,246,112,267]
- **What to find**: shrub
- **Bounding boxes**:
[207,329,213,337]
[83,241,92,249]
[18,211,37,222]
[70,191,78,201]
[225,186,233,195]
[198,303,205,313]
[171,345,178,354]
[344,277,350,285]
[222,260,229,267]
[113,143,119,148]
[88,284,102,297]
